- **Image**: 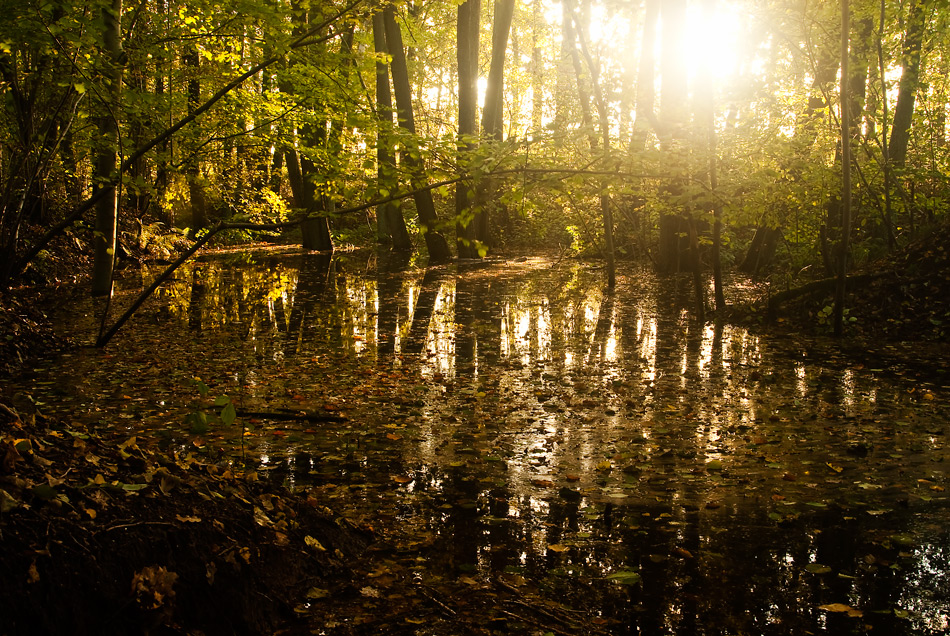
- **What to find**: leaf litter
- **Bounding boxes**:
[2,250,949,634]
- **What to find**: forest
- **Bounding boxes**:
[1,0,949,634]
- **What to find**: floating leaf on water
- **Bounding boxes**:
[606,570,642,585]
[706,459,723,471]
[547,544,570,553]
[818,603,862,617]
[806,563,832,574]
[888,534,915,548]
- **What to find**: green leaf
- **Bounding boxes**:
[214,395,230,407]
[187,411,209,434]
[606,570,642,585]
[221,402,237,426]
[31,484,58,500]
[806,563,832,574]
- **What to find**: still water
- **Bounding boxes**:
[12,247,950,634]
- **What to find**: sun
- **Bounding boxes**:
[681,1,750,83]
[541,0,749,84]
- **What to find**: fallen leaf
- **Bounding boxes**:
[606,570,642,585]
[305,535,327,551]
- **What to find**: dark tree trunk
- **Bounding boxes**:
[372,13,413,251]
[91,0,124,296]
[382,6,452,263]
[888,0,929,167]
[739,227,781,275]
[455,0,480,259]
[183,45,207,234]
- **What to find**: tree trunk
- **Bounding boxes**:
[563,3,596,150]
[739,227,781,275]
[833,0,852,337]
[183,45,207,234]
[455,0,480,259]
[655,0,688,274]
[888,0,929,167]
[697,0,723,311]
[475,0,516,246]
[630,0,659,151]
[372,13,412,251]
[382,6,452,263]
[91,0,124,296]
[530,0,544,138]
[567,0,613,287]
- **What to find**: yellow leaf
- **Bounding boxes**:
[818,603,853,613]
[547,544,570,553]
[304,535,327,551]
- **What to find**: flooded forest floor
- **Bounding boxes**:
[1,244,949,635]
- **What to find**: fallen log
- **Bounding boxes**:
[767,272,890,316]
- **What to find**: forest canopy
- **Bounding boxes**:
[1,0,947,307]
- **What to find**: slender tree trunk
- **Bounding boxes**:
[183,45,207,234]
[563,4,596,150]
[530,0,544,138]
[698,0,724,311]
[834,0,852,337]
[475,0,516,246]
[568,0,613,287]
[874,1,896,248]
[91,0,124,296]
[630,0,659,151]
[656,0,688,274]
[372,13,413,250]
[456,0,480,258]
[382,6,452,263]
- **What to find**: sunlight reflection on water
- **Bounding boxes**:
[6,249,950,635]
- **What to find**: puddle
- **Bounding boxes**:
[5,247,949,634]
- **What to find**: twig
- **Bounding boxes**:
[102,521,175,533]
[419,585,457,617]
[237,410,347,423]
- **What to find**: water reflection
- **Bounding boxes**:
[8,248,950,635]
